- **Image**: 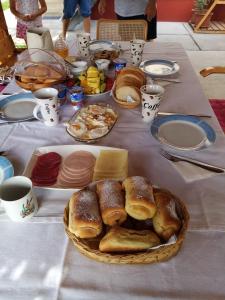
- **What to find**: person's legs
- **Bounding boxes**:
[79,0,91,33]
[116,13,157,40]
[62,0,78,38]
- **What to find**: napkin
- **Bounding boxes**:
[171,160,219,183]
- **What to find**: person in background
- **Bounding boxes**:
[9,0,47,41]
[98,0,157,40]
[62,0,92,38]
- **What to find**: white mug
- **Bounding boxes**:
[33,88,59,126]
[0,176,38,221]
[140,84,165,123]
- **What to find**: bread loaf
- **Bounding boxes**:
[96,180,127,226]
[99,226,160,252]
[123,176,156,220]
[69,189,102,238]
[153,191,181,241]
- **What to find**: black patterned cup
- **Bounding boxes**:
[140,84,165,123]
[130,39,145,66]
[76,32,91,57]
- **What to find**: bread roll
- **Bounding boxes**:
[99,226,160,252]
[153,191,181,241]
[123,176,156,220]
[116,72,143,88]
[119,67,146,85]
[96,180,127,226]
[69,189,102,238]
[115,85,141,103]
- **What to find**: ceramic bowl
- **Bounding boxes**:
[0,156,14,184]
[95,59,110,71]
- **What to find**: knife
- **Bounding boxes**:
[157,112,212,118]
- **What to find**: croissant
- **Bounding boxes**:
[123,176,156,220]
[69,189,102,238]
[96,180,127,226]
[153,191,181,241]
[99,226,160,252]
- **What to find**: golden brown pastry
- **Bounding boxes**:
[96,180,127,226]
[23,64,62,80]
[123,176,157,220]
[99,226,160,252]
[69,189,102,238]
[152,191,181,241]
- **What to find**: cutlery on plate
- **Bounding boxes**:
[160,149,225,173]
[157,112,212,118]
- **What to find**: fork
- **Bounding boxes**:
[160,149,225,173]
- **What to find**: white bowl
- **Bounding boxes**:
[72,61,88,69]
[95,59,110,71]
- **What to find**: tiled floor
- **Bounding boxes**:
[3,8,225,99]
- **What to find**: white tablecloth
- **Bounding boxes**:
[0,42,225,300]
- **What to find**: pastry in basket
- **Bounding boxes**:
[96,180,127,226]
[122,176,156,220]
[69,189,103,238]
[152,191,181,241]
[99,226,160,252]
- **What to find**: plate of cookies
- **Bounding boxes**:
[64,176,189,264]
[23,144,128,190]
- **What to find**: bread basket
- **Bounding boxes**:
[14,48,68,91]
[64,186,189,264]
[111,85,141,109]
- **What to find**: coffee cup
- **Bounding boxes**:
[33,88,59,126]
[76,32,91,57]
[0,176,38,221]
[130,39,145,66]
[140,84,165,123]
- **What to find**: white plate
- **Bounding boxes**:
[140,59,180,77]
[0,93,36,121]
[23,144,126,190]
[151,115,216,150]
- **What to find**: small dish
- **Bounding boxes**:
[150,115,216,151]
[95,59,110,71]
[0,156,14,184]
[65,103,118,143]
[89,40,120,61]
[140,59,180,77]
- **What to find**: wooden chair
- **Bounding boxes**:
[200,66,225,77]
[96,19,148,41]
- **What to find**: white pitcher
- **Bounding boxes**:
[27,27,54,51]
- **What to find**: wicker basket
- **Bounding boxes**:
[64,187,189,264]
